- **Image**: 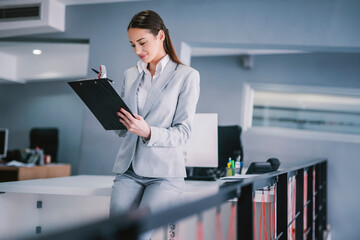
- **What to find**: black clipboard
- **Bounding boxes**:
[68,78,134,130]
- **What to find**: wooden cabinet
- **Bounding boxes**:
[0,164,71,182]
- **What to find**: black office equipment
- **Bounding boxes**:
[218,125,244,170]
[185,168,217,181]
[30,128,58,162]
[246,158,281,174]
[68,78,134,130]
[185,125,244,180]
[2,149,23,162]
[268,157,280,171]
[0,129,8,160]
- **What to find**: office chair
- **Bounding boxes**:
[30,128,59,162]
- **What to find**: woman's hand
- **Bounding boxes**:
[96,65,104,79]
[117,108,151,139]
[97,67,102,79]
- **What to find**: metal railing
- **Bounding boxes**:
[27,159,327,240]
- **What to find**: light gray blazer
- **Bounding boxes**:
[112,60,200,178]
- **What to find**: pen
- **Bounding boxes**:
[91,68,114,83]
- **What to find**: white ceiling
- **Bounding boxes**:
[0,39,307,84]
[58,0,144,5]
[0,0,142,84]
[0,0,143,39]
[0,0,309,84]
[0,41,89,84]
[0,41,86,57]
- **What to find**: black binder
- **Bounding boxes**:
[68,78,134,130]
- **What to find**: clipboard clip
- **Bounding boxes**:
[91,67,114,83]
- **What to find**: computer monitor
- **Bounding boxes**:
[182,113,218,168]
[0,129,9,159]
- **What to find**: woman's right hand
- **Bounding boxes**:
[97,68,102,79]
[97,65,104,79]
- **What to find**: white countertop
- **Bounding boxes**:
[0,175,221,197]
[0,175,114,196]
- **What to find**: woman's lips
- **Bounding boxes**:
[139,55,146,59]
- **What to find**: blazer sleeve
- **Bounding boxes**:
[144,69,200,147]
[113,71,128,138]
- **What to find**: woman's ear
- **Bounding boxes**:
[157,30,165,42]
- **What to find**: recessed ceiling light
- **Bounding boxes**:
[32,49,42,55]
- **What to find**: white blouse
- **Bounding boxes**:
[136,54,170,113]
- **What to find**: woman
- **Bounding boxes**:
[108,10,200,238]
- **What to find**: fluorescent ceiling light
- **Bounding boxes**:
[32,49,42,55]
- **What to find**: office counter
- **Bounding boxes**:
[0,175,220,240]
[0,160,328,240]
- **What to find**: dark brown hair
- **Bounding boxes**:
[128,10,182,65]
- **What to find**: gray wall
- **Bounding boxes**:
[0,0,359,238]
[0,81,83,174]
[193,53,360,125]
[191,53,360,239]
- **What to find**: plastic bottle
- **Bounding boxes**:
[235,154,241,174]
[35,146,44,165]
[227,157,233,176]
[235,161,241,175]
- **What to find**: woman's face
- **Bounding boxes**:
[128,28,165,65]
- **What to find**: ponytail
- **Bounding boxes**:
[162,27,182,65]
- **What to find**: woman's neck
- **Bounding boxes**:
[148,52,167,76]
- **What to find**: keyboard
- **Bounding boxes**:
[185,175,217,181]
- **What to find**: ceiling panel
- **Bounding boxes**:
[58,0,144,5]
[0,41,89,84]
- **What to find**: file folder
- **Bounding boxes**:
[68,78,134,130]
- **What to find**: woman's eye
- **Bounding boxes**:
[131,44,135,48]
[140,42,145,46]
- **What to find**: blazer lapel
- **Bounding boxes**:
[128,70,143,115]
[141,61,178,118]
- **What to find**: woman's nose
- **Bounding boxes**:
[134,46,141,55]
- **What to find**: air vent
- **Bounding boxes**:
[0,1,64,38]
[0,4,40,21]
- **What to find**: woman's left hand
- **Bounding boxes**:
[117,108,151,139]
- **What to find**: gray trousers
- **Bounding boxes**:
[110,166,184,239]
